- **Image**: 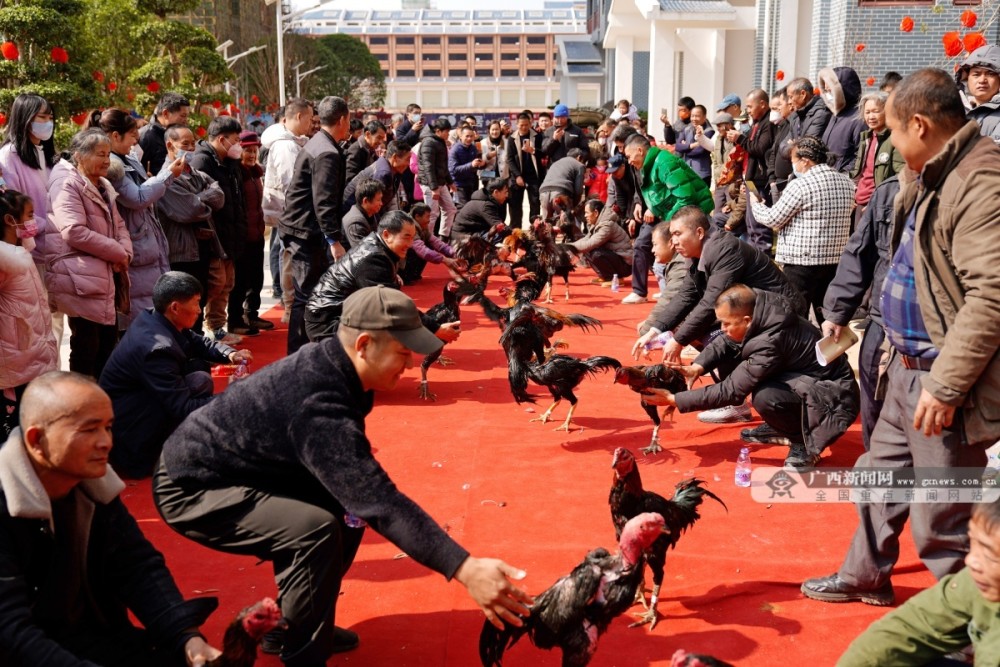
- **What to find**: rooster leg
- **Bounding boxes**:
[553,402,577,432]
[641,424,662,456]
[564,276,571,301]
[436,355,455,366]
[544,280,554,304]
[633,577,650,609]
[418,380,436,401]
[629,584,662,629]
[530,399,560,424]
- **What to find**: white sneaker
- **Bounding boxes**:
[653,292,662,299]
[698,400,753,423]
[621,292,648,305]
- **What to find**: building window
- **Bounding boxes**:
[450,51,467,60]
[500,36,520,45]
[369,37,389,45]
[423,52,441,61]
[423,37,441,45]
[397,52,415,60]
[501,68,520,77]
[475,68,494,77]
[527,68,546,77]
[397,69,416,77]
[857,0,932,4]
[526,36,545,45]
[475,36,493,46]
[449,36,467,45]
[501,52,519,61]
[449,69,467,77]
[397,37,415,44]
[423,68,441,77]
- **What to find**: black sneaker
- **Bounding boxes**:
[247,316,275,331]
[228,324,260,336]
[740,424,797,446]
[784,443,820,469]
[801,573,894,606]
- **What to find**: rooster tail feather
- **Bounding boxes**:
[673,478,728,513]
[564,313,602,332]
[584,356,623,376]
[479,618,528,667]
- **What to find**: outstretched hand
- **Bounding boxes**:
[455,556,533,630]
[184,636,221,667]
[665,362,704,390]
[639,387,676,407]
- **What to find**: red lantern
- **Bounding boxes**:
[71,111,88,126]
[0,112,7,126]
[108,81,118,91]
[196,126,207,137]
[855,43,865,53]
[228,103,237,114]
[775,70,785,81]
[900,16,914,33]
[50,46,69,64]
[251,94,260,105]
[1,41,18,60]
[238,97,245,105]
[943,32,963,58]
[964,32,987,54]
[961,10,977,29]
[147,81,160,93]
[212,100,222,109]
[93,70,104,82]
[219,110,230,116]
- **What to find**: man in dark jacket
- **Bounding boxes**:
[188,115,247,344]
[1,371,220,665]
[541,104,588,163]
[449,126,484,209]
[727,88,775,255]
[345,120,386,183]
[343,179,383,249]
[788,78,832,143]
[822,176,899,451]
[393,103,424,147]
[278,96,351,354]
[767,87,795,201]
[342,141,411,216]
[634,207,806,359]
[539,149,588,221]
[139,91,190,176]
[154,287,530,667]
[819,66,866,172]
[642,284,860,469]
[417,118,457,238]
[451,178,509,240]
[506,111,543,228]
[99,272,249,478]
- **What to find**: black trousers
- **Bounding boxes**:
[153,464,364,667]
[454,184,476,210]
[172,246,212,332]
[584,247,631,281]
[287,238,331,355]
[781,262,839,325]
[750,380,806,442]
[628,221,655,297]
[398,248,427,284]
[508,182,540,228]
[858,319,886,452]
[68,316,118,379]
[228,237,265,326]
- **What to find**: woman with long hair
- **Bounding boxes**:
[46,129,133,377]
[86,108,181,327]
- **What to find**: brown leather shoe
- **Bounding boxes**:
[801,573,894,606]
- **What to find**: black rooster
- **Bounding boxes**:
[418,280,477,400]
[609,448,727,629]
[613,365,689,455]
[531,218,578,303]
[478,512,668,667]
[208,597,287,667]
[516,354,622,431]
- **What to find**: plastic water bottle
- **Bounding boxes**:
[344,512,367,529]
[643,330,674,352]
[735,447,752,487]
[610,274,620,292]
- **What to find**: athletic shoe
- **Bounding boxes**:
[213,328,244,345]
[228,324,260,337]
[697,400,752,423]
[248,317,275,331]
[740,424,798,446]
[784,443,821,469]
[653,292,662,299]
[801,574,894,606]
[621,292,647,304]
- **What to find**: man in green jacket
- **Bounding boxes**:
[838,497,1000,666]
[802,69,1000,605]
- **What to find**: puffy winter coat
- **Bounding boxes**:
[417,131,451,190]
[0,144,52,263]
[187,141,246,260]
[450,188,506,238]
[107,153,171,325]
[45,160,133,325]
[675,289,860,456]
[155,163,225,264]
[448,141,481,190]
[305,232,400,323]
[956,44,1000,145]
[639,146,714,221]
[0,241,57,389]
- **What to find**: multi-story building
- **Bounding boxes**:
[294,4,590,112]
[173,0,277,55]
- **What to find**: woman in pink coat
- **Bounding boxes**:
[45,128,133,378]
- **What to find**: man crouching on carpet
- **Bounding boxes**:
[153,286,533,667]
[0,371,221,666]
[639,283,860,469]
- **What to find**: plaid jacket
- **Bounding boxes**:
[749,164,855,265]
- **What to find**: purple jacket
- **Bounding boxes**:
[0,144,51,263]
[45,160,133,325]
[411,230,454,264]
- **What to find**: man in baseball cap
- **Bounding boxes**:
[340,285,443,357]
[543,103,587,162]
[717,93,742,116]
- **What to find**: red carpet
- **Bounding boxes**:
[122,264,936,665]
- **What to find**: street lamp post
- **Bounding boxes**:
[215,41,268,119]
[266,0,321,105]
[294,63,327,98]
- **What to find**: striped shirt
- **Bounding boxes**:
[880,207,938,359]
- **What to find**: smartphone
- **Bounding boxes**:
[661,107,668,117]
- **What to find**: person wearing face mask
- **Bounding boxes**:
[187,116,248,345]
[46,129,134,378]
[0,94,63,357]
[766,87,796,202]
[746,136,855,324]
[88,108,183,329]
[818,66,866,173]
[0,189,58,436]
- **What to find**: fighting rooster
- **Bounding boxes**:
[609,448,727,629]
[613,365,689,455]
[418,280,477,400]
[208,597,287,667]
[519,354,622,431]
[478,512,668,667]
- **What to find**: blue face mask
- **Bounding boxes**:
[31,120,54,142]
[793,165,807,178]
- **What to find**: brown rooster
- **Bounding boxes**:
[610,448,726,630]
[208,597,286,667]
[613,365,689,455]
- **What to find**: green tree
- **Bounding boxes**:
[310,34,385,108]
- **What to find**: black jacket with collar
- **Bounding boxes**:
[541,121,588,162]
[187,140,246,259]
[278,128,347,245]
[451,188,505,237]
[417,130,451,190]
[505,131,543,184]
[306,232,401,322]
[735,117,775,192]
[345,138,379,183]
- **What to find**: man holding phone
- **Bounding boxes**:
[506,112,543,227]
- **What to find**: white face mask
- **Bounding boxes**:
[598,137,607,146]
[226,141,244,160]
[793,165,808,178]
[769,110,782,124]
[31,120,54,142]
[129,144,144,162]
